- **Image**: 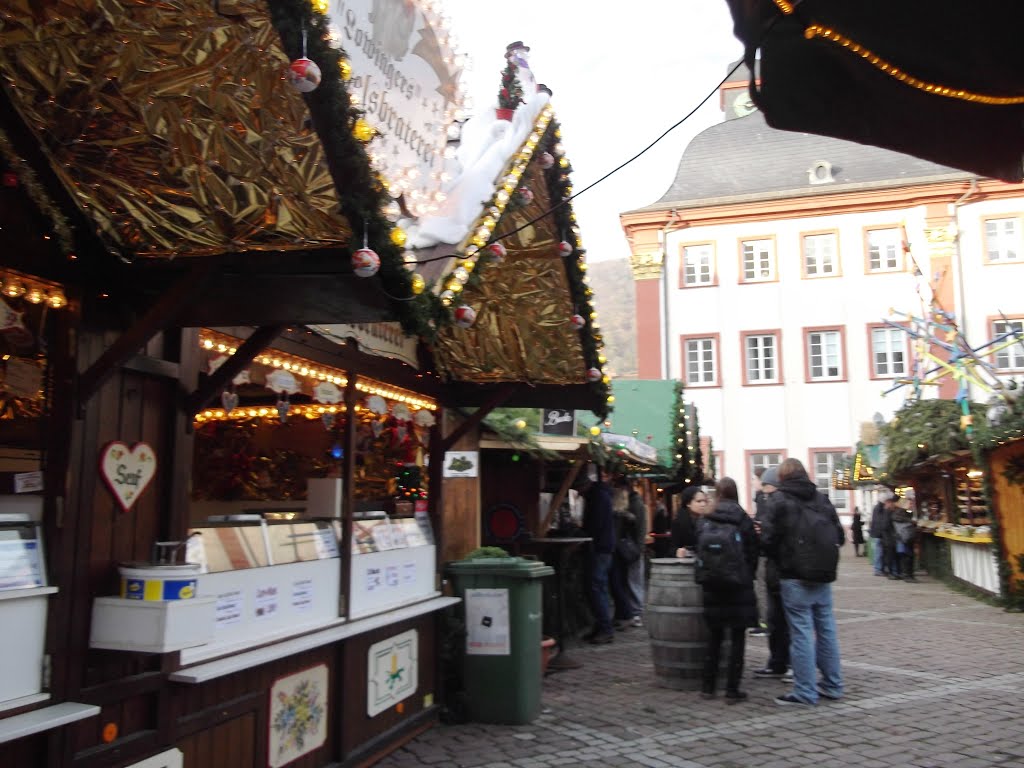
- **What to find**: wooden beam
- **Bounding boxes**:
[538,447,589,536]
[77,259,216,410]
[183,325,285,415]
[339,374,358,617]
[439,383,516,453]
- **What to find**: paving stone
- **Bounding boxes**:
[376,552,1024,768]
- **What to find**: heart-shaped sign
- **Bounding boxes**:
[100,441,157,513]
[221,390,239,413]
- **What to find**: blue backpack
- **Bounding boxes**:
[695,518,747,588]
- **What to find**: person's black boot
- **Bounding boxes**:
[725,689,748,704]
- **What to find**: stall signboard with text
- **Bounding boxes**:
[540,408,576,436]
[325,0,463,217]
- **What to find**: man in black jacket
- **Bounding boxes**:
[761,458,845,706]
[577,471,616,644]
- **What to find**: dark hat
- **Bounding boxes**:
[506,41,530,52]
[761,466,780,488]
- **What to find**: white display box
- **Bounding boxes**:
[90,596,216,653]
[0,586,55,703]
[305,478,343,518]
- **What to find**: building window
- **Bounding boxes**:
[871,326,908,378]
[741,239,774,282]
[993,319,1024,370]
[681,244,714,286]
[744,333,779,384]
[749,453,782,477]
[806,329,844,381]
[684,337,717,386]
[803,233,838,276]
[985,217,1021,262]
[867,228,902,272]
[813,451,847,510]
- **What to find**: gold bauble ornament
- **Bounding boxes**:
[411,274,425,295]
[390,227,407,247]
[339,58,352,81]
[353,118,375,142]
[311,0,329,12]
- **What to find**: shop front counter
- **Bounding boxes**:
[932,530,1000,595]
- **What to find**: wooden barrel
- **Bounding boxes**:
[645,557,727,690]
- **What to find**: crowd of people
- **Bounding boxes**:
[577,458,849,706]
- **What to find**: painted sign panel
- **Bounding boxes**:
[268,665,328,767]
[367,629,419,716]
[540,408,576,436]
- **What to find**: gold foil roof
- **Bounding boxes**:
[432,161,586,386]
[0,0,350,258]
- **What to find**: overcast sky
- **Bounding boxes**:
[442,0,743,262]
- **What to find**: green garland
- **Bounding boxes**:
[267,0,446,340]
[881,398,984,477]
[669,380,703,485]
[537,119,610,416]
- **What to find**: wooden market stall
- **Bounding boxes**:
[0,2,610,766]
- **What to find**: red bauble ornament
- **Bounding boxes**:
[587,367,602,382]
[558,240,574,257]
[516,186,534,204]
[486,242,507,262]
[539,152,555,169]
[2,172,17,188]
[453,304,477,329]
[287,58,322,93]
[352,248,380,277]
[570,314,585,331]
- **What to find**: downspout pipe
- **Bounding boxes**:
[659,210,684,378]
[952,179,978,397]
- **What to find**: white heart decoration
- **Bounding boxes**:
[100,441,157,513]
[221,390,239,413]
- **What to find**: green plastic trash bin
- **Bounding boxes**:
[446,557,554,724]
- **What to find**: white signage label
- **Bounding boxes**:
[326,0,462,216]
[465,588,510,656]
[214,589,244,628]
[291,578,314,612]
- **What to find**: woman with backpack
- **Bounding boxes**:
[694,477,759,702]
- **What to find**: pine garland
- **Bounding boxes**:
[497,60,524,110]
[267,0,447,340]
[669,380,702,485]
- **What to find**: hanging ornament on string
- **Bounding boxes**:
[557,239,574,257]
[352,220,380,277]
[538,151,555,169]
[569,313,585,331]
[485,242,507,263]
[586,367,602,383]
[454,304,477,329]
[287,23,322,93]
[321,411,336,431]
[276,392,291,423]
[221,387,239,414]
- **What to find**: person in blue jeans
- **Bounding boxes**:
[760,458,845,706]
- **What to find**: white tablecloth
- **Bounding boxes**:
[948,539,1000,594]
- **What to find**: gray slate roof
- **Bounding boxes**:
[629,111,972,213]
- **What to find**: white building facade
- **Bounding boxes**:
[620,66,1024,516]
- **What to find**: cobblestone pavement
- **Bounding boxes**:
[378,549,1024,768]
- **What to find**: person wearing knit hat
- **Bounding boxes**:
[751,465,788,678]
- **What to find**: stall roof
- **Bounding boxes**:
[0,2,609,415]
[722,0,1024,182]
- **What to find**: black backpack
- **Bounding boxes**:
[695,518,747,588]
[789,495,840,582]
